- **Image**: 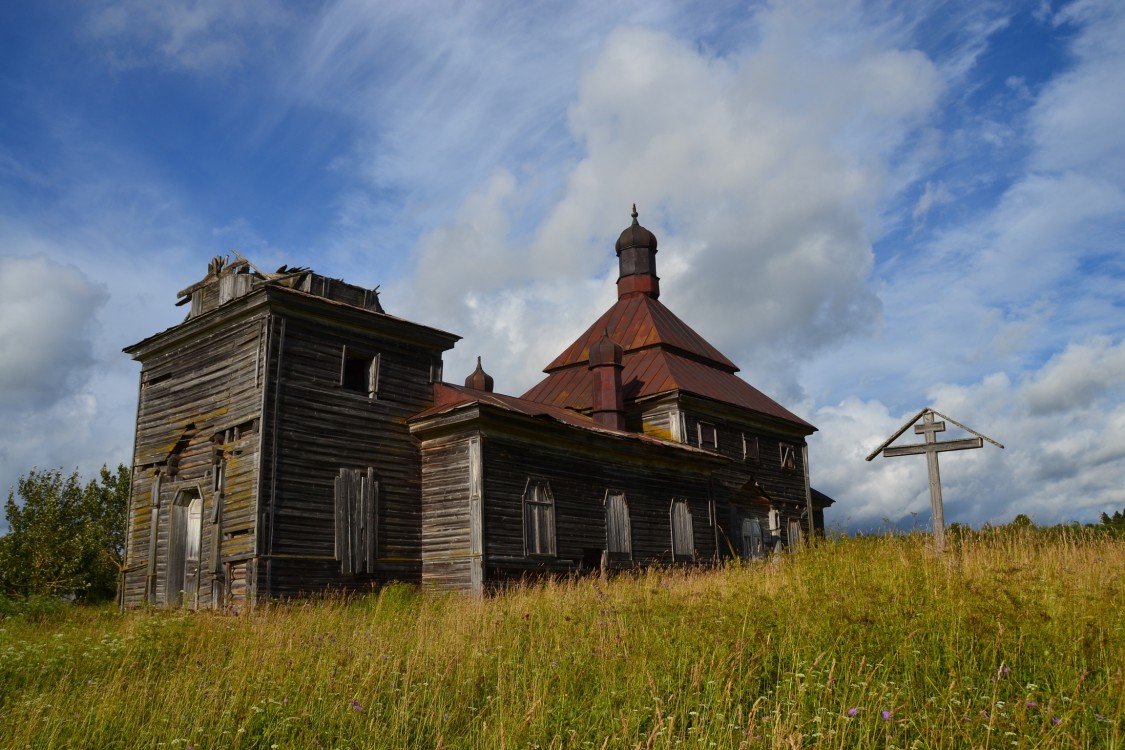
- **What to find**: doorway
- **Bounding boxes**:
[167,488,203,607]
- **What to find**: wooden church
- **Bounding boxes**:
[120,209,830,608]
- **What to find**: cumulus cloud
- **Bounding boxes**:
[815,339,1125,529]
[0,255,108,410]
[388,10,948,401]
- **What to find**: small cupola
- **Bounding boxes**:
[464,356,494,392]
[615,204,659,300]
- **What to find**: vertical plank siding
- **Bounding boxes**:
[418,435,474,591]
[123,311,267,609]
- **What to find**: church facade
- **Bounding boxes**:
[120,211,829,608]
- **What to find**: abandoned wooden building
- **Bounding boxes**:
[120,210,832,608]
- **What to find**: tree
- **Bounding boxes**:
[0,465,129,602]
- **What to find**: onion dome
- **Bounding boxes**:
[464,356,494,392]
[615,204,658,256]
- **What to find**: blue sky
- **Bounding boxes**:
[1,0,1122,532]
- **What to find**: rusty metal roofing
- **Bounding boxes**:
[522,293,813,430]
[411,383,725,457]
[524,347,814,429]
[542,293,737,373]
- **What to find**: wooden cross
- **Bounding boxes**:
[866,408,1003,553]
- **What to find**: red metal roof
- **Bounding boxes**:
[522,295,815,431]
[543,293,737,372]
[411,383,724,455]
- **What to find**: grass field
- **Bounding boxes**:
[1,529,1122,749]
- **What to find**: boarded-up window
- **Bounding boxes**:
[523,480,556,557]
[168,488,203,608]
[334,467,378,574]
[788,519,803,549]
[605,491,632,560]
[742,517,765,560]
[779,443,796,471]
[670,499,694,560]
[341,347,380,397]
[697,422,717,450]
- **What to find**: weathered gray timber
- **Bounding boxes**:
[867,408,1003,552]
[122,262,458,609]
[123,211,829,606]
[411,394,727,594]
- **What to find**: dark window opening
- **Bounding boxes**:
[697,422,717,450]
[743,434,759,462]
[341,348,379,397]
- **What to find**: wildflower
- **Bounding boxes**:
[882,710,892,721]
[351,699,364,711]
[846,708,859,717]
[1026,701,1037,709]
[1051,717,1061,725]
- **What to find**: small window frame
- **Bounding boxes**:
[742,434,759,463]
[341,346,380,398]
[697,422,718,451]
[670,498,695,561]
[604,490,632,561]
[779,443,796,471]
[523,480,557,558]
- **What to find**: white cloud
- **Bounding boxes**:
[0,255,108,410]
[816,338,1125,529]
[84,0,289,72]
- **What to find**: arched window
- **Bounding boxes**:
[523,480,556,557]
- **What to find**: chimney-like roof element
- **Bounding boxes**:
[615,204,659,300]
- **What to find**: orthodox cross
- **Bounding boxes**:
[866,408,1003,553]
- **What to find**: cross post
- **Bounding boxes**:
[875,410,985,553]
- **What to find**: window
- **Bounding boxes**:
[334,467,379,574]
[779,443,796,471]
[742,434,759,462]
[341,347,380,397]
[670,499,695,560]
[697,422,717,450]
[523,480,556,557]
[605,491,632,560]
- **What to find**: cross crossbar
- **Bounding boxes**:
[866,408,1001,554]
[883,436,984,457]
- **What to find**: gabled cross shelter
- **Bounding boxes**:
[866,408,1003,552]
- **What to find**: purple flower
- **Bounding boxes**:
[351,699,364,711]
[1026,701,1037,708]
[882,710,892,721]
[996,665,1011,678]
[846,708,859,718]
[1052,717,1061,725]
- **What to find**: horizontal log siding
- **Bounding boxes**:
[673,403,811,550]
[123,314,267,609]
[263,314,442,597]
[479,435,716,581]
[419,436,474,590]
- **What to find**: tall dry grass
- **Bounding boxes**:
[1,529,1122,748]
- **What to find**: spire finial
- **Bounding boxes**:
[631,203,639,225]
